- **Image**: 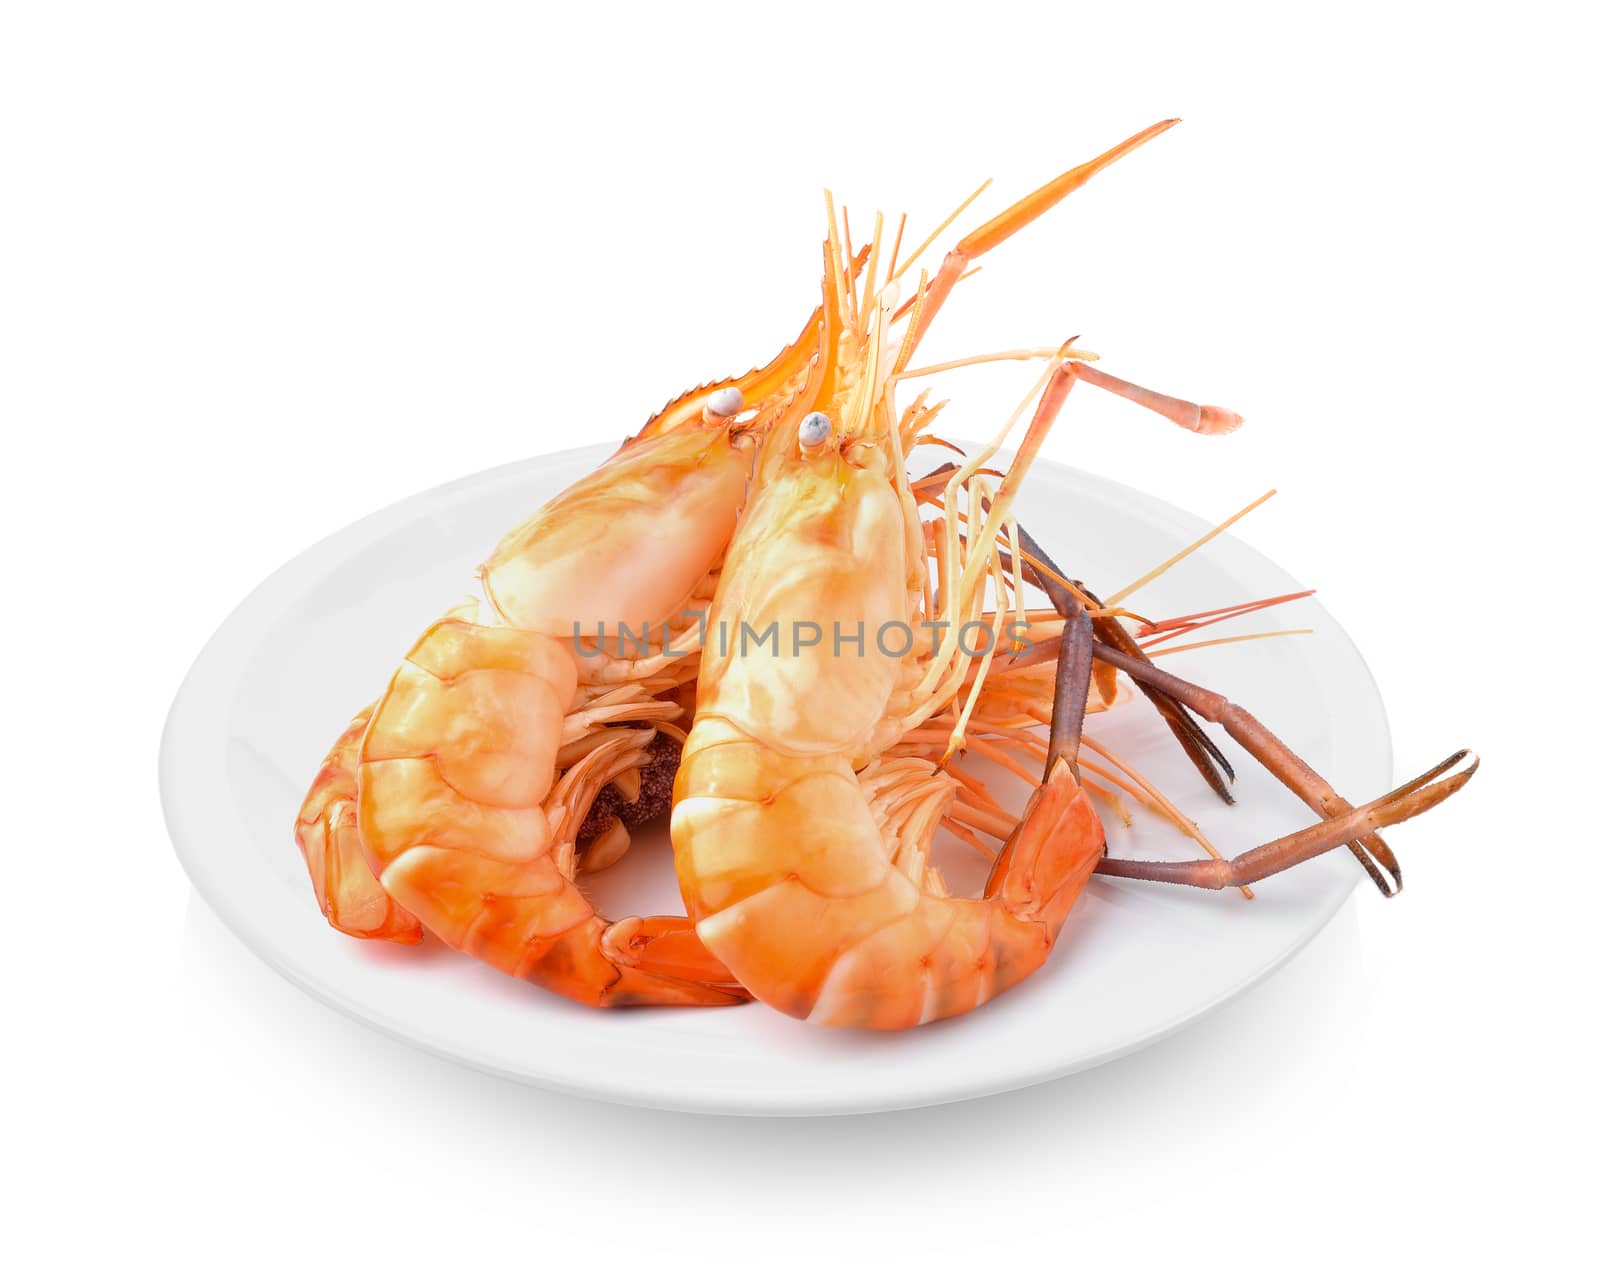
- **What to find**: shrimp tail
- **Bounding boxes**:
[985,757,1106,933]
[602,916,751,1005]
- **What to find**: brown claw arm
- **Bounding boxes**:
[937,461,1408,895]
[1076,578,1239,804]
[1014,522,1095,781]
[1092,643,1410,895]
[1010,519,1238,807]
[1096,751,1476,889]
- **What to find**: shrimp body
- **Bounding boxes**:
[355,421,762,1006]
[292,295,830,996]
[293,386,815,960]
[673,434,1105,1026]
[672,117,1479,1025]
[672,122,1217,1027]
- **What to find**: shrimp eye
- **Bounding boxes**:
[799,411,832,450]
[705,386,745,418]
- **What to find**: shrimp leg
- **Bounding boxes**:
[1093,642,1434,894]
[896,120,1181,368]
[1096,750,1477,888]
[1014,520,1094,781]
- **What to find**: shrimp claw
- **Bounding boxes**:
[1096,751,1477,888]
[1093,643,1412,893]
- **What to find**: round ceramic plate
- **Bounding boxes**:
[161,442,1391,1115]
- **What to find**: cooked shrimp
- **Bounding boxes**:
[291,305,840,998]
[354,431,760,1004]
[672,125,1476,1028]
[671,367,1104,1025]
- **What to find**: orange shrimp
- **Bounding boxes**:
[353,433,761,1005]
[672,125,1476,1028]
[292,309,834,998]
[670,375,1102,1024]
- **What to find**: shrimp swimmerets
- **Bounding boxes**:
[671,122,1477,1028]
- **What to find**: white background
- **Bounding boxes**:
[4,1,1592,1262]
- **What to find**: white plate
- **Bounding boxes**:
[161,443,1391,1116]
